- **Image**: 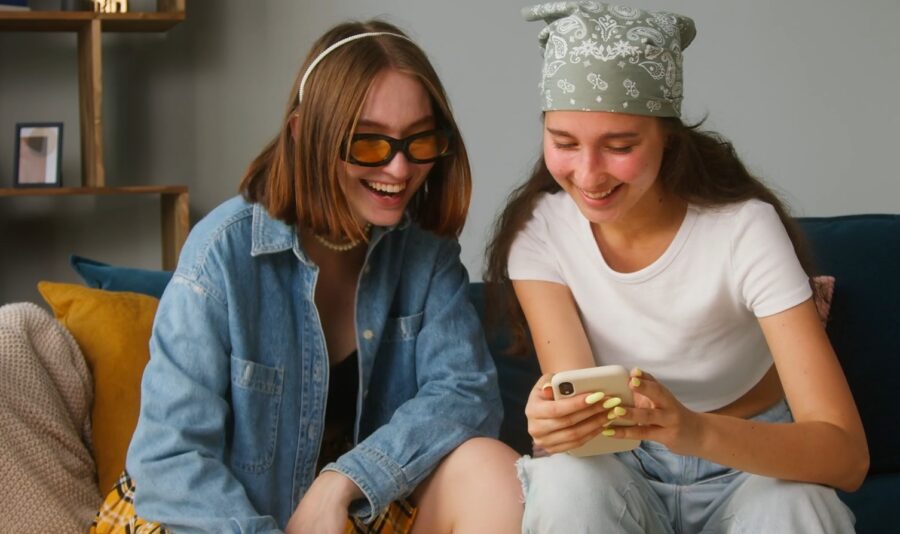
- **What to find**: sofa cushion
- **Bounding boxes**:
[838,473,900,534]
[467,284,540,455]
[798,215,900,476]
[70,255,173,299]
[38,282,158,494]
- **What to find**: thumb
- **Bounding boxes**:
[537,373,555,400]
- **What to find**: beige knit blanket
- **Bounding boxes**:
[0,302,102,532]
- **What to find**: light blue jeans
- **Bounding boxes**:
[517,401,855,533]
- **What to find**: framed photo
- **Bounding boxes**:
[14,122,63,188]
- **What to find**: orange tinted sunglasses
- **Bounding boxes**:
[343,128,453,167]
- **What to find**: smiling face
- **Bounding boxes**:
[543,111,669,228]
[340,68,436,228]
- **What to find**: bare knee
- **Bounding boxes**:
[414,437,522,502]
[438,437,520,485]
[412,437,522,534]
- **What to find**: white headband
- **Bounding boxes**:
[297,31,412,103]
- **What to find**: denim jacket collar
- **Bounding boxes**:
[249,202,413,264]
[250,203,298,258]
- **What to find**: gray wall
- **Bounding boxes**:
[2,0,898,304]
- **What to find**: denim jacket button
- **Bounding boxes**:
[363,329,374,340]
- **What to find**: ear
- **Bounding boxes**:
[288,113,299,142]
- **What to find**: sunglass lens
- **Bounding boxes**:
[349,138,392,165]
[408,131,450,161]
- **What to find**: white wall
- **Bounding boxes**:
[2,0,898,304]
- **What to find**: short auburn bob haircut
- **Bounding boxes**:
[239,20,472,243]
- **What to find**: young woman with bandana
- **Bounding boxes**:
[95,20,523,534]
[486,3,867,532]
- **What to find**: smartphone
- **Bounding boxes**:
[551,365,641,456]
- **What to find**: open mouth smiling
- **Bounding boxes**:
[581,184,621,200]
[363,180,407,197]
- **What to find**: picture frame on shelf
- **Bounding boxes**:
[14,122,63,188]
[0,0,29,12]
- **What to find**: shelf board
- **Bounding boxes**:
[0,185,188,197]
[1,185,190,270]
[0,10,185,32]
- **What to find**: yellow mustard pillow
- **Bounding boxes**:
[37,281,158,494]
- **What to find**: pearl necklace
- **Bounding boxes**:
[313,224,372,252]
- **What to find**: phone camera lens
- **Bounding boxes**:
[559,382,574,396]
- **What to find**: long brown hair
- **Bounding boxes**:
[239,20,472,241]
[484,117,815,355]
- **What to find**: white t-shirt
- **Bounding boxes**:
[508,192,812,412]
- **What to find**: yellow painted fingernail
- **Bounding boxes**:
[607,411,618,420]
[630,377,641,387]
[602,397,622,409]
[602,429,616,437]
[613,406,627,417]
[585,391,606,405]
[633,368,643,377]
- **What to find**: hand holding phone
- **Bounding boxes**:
[551,365,641,456]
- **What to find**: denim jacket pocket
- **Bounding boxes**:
[380,312,424,343]
[229,356,284,473]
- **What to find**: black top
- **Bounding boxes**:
[316,351,359,471]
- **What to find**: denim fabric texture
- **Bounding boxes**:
[518,400,855,533]
[126,196,502,532]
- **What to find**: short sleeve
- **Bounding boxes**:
[507,199,565,284]
[731,201,812,317]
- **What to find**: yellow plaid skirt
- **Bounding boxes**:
[91,471,417,534]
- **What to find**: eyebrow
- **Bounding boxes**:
[545,127,639,140]
[357,115,435,131]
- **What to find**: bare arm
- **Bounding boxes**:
[616,299,870,491]
[513,279,596,372]
[701,298,868,490]
[514,280,616,452]
[285,471,363,534]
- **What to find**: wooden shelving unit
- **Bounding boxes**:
[1,0,189,269]
[0,186,189,269]
[0,10,185,32]
[1,4,185,187]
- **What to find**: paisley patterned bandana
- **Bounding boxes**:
[523,2,696,117]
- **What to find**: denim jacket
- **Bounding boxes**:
[126,196,502,532]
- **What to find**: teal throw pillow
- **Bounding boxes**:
[70,255,173,299]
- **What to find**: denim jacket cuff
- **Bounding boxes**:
[323,444,411,522]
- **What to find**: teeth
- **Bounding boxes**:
[366,181,406,194]
[583,185,617,199]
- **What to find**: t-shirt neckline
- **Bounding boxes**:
[580,203,698,284]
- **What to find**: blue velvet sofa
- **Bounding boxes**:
[469,214,900,534]
[70,214,899,532]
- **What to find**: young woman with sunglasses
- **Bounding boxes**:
[112,20,522,534]
[485,3,867,532]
